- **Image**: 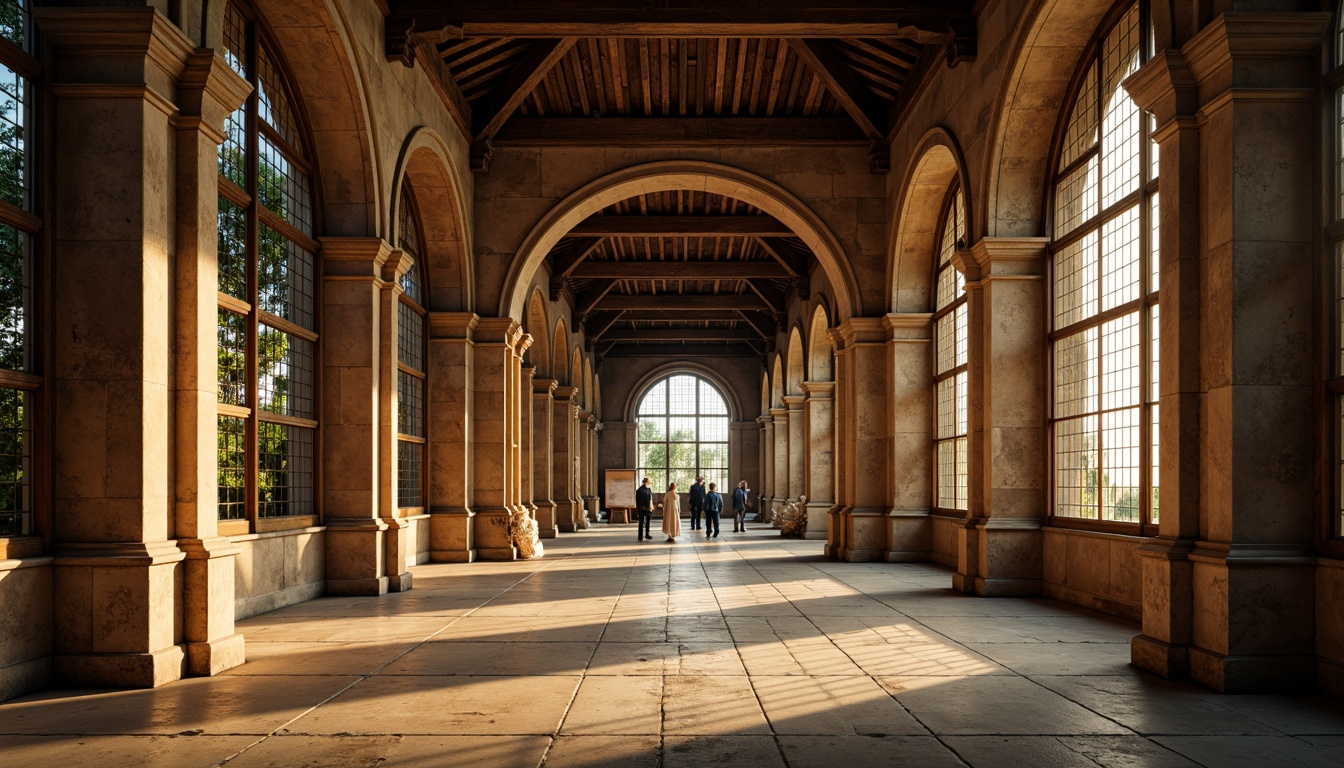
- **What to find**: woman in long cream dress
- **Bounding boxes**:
[661,483,682,542]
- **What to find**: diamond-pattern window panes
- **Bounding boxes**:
[636,374,732,493]
[1050,2,1156,528]
[216,1,321,524]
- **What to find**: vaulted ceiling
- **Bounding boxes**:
[383,1,978,361]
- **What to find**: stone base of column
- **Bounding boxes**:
[533,500,559,538]
[1131,633,1190,679]
[824,505,846,559]
[1187,548,1315,693]
[968,519,1042,597]
[1319,657,1344,697]
[885,509,931,562]
[55,645,186,689]
[952,517,979,592]
[0,656,49,701]
[382,518,414,593]
[429,507,476,562]
[324,518,390,596]
[803,502,831,540]
[179,536,245,676]
[586,496,600,523]
[557,500,579,532]
[186,634,245,677]
[473,507,517,561]
[841,508,886,562]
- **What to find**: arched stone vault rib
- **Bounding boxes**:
[391,127,475,312]
[498,160,862,322]
[888,127,969,314]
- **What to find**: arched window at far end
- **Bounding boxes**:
[636,373,730,492]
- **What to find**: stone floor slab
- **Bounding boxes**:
[561,675,662,734]
[663,675,772,735]
[876,675,1131,736]
[777,735,965,767]
[224,641,419,676]
[944,735,1200,767]
[751,675,928,736]
[1154,735,1344,768]
[1033,675,1281,736]
[544,735,661,767]
[376,641,594,676]
[662,735,786,767]
[225,734,551,767]
[0,735,255,767]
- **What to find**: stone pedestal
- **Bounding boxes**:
[532,379,559,538]
[472,319,525,562]
[801,382,835,541]
[553,386,581,532]
[758,414,775,523]
[770,406,789,516]
[784,396,806,501]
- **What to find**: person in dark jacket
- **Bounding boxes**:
[635,477,655,541]
[688,476,706,530]
[703,482,723,539]
[732,480,750,532]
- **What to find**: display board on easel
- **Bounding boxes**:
[605,469,638,508]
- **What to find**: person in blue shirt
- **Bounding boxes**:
[703,482,723,539]
[688,476,706,531]
[731,480,750,532]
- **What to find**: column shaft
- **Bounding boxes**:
[884,314,933,562]
[427,313,477,562]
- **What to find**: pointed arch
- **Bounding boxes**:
[807,305,833,382]
[499,161,862,320]
[786,327,805,397]
[553,321,570,385]
[761,371,772,417]
[526,288,551,377]
[583,357,594,412]
[572,346,584,400]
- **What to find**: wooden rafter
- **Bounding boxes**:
[472,38,578,146]
[735,310,776,340]
[594,295,771,312]
[755,237,808,277]
[493,117,867,146]
[570,215,792,238]
[786,39,888,142]
[601,328,761,342]
[551,237,605,278]
[569,262,790,280]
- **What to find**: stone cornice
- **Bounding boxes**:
[321,237,394,279]
[883,312,932,341]
[782,394,806,409]
[769,407,789,418]
[802,381,836,396]
[1124,50,1198,126]
[533,377,559,394]
[177,50,251,127]
[1182,12,1330,98]
[553,385,579,402]
[428,311,479,340]
[834,317,887,348]
[473,317,524,346]
[967,237,1048,280]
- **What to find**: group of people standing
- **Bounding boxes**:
[634,477,751,543]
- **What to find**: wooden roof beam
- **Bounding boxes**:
[756,237,808,278]
[596,309,743,323]
[735,310,776,340]
[570,215,793,238]
[550,237,605,279]
[471,38,578,173]
[569,261,791,280]
[386,1,972,40]
[601,328,762,342]
[602,342,765,359]
[593,294,772,312]
[492,117,868,147]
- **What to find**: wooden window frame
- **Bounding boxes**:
[396,182,429,514]
[635,373,732,493]
[931,183,969,516]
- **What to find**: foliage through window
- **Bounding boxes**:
[216,1,319,523]
[636,374,730,493]
[1049,1,1158,529]
[0,0,35,539]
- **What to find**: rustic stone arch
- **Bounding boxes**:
[391,128,473,311]
[553,320,570,385]
[623,363,744,423]
[889,128,969,314]
[807,304,833,382]
[525,288,551,377]
[770,355,785,409]
[499,161,862,320]
[786,326,805,397]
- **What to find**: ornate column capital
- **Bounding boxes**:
[321,237,394,280]
[428,311,479,340]
[801,381,835,397]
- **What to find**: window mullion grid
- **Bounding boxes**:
[243,24,260,528]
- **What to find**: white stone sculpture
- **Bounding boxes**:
[509,509,544,559]
[778,495,808,538]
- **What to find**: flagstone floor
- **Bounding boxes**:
[3,525,1343,767]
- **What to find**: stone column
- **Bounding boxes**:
[578,411,597,523]
[1127,15,1326,692]
[883,314,933,562]
[950,239,1048,595]
[588,420,603,521]
[801,382,835,541]
[532,378,558,537]
[378,250,412,593]
[520,363,537,519]
[509,334,531,520]
[826,334,850,559]
[770,407,788,518]
[834,319,889,562]
[758,414,775,519]
[174,49,250,676]
[784,395,806,502]
[427,313,477,562]
[43,8,236,687]
[552,386,580,532]
[319,238,392,595]
[471,318,523,560]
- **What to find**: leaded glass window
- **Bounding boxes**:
[636,374,730,492]
[217,1,319,524]
[397,184,427,510]
[1049,1,1158,529]
[0,0,37,540]
[933,186,968,513]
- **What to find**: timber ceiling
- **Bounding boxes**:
[384,1,977,360]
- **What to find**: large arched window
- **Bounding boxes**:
[0,2,39,543]
[1049,1,1158,531]
[217,1,319,528]
[397,183,427,511]
[933,186,968,514]
[636,373,729,492]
